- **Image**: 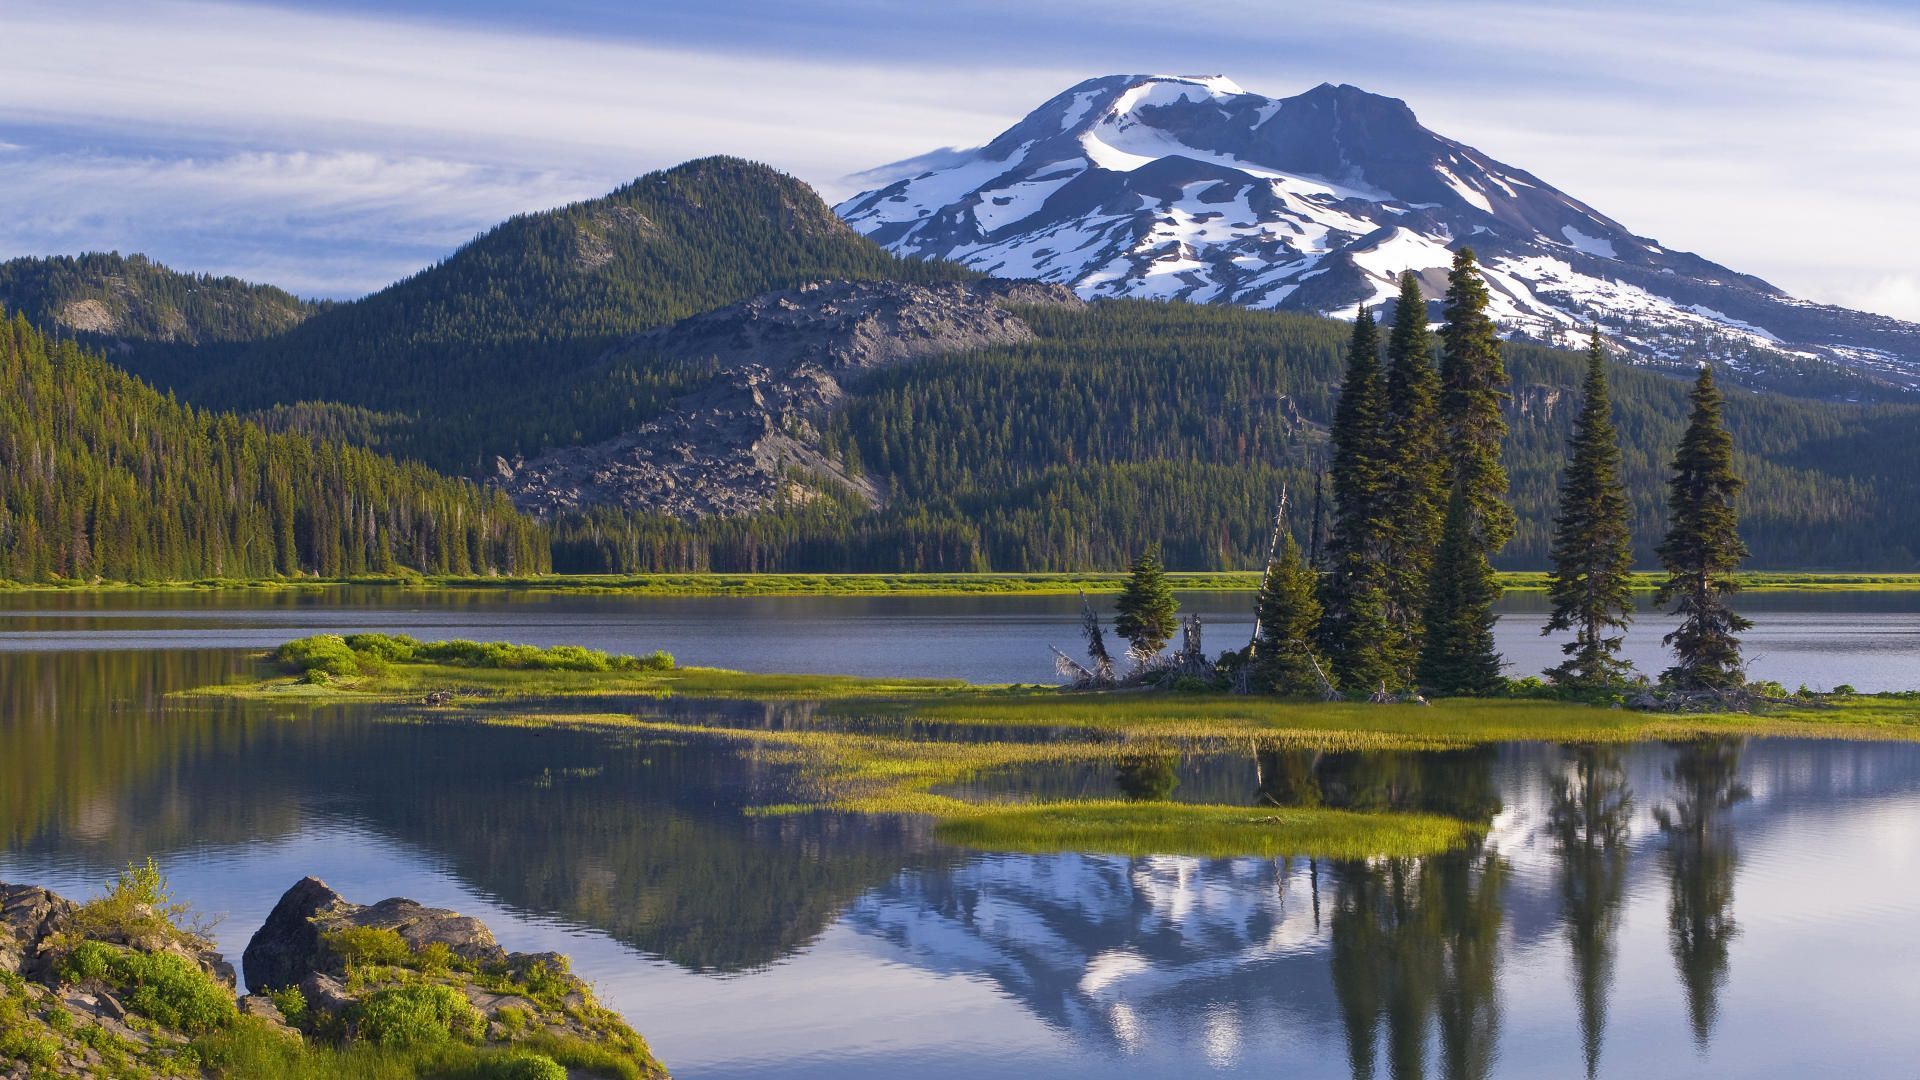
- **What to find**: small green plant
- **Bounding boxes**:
[69,857,204,945]
[512,957,571,1004]
[324,926,415,970]
[416,941,456,974]
[354,984,484,1047]
[265,985,307,1025]
[57,941,237,1035]
[483,1050,569,1080]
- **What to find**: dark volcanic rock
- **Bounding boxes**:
[496,277,1079,518]
[241,875,341,991]
[0,883,76,978]
[243,876,506,990]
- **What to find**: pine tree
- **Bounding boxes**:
[1114,545,1179,663]
[1381,270,1445,668]
[1545,328,1637,690]
[1253,535,1329,697]
[1419,487,1504,695]
[1320,305,1397,691]
[1419,248,1515,694]
[1655,365,1751,691]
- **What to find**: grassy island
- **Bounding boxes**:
[179,635,1920,863]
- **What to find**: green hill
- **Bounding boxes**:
[0,251,317,345]
[121,156,975,471]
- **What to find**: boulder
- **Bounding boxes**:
[242,875,345,991]
[0,882,75,977]
[245,876,507,991]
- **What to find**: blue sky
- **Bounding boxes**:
[2,0,1917,320]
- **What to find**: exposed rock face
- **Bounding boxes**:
[244,875,505,991]
[496,277,1079,518]
[0,883,77,978]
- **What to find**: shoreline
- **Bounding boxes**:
[8,569,1920,598]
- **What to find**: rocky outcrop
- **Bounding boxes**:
[243,875,505,990]
[496,277,1080,518]
[241,877,663,1074]
[0,883,76,979]
[1,877,666,1078]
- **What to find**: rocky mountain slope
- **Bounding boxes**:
[498,278,1078,517]
[838,75,1920,396]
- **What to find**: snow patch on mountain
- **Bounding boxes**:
[837,73,1920,396]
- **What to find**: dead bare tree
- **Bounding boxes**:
[1079,592,1115,685]
[1248,483,1291,651]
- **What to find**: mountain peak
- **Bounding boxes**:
[836,74,1920,392]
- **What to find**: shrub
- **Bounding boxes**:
[272,635,361,678]
[513,957,570,1004]
[58,941,236,1035]
[265,985,307,1025]
[69,858,202,947]
[354,984,484,1047]
[343,633,420,662]
[483,1051,568,1080]
[323,926,414,970]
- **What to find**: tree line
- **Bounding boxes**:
[0,315,548,582]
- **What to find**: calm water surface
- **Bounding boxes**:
[1,586,1916,689]
[3,595,1920,1077]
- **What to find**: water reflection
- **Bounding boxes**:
[5,650,1920,1077]
[1657,738,1750,1048]
[1548,747,1634,1079]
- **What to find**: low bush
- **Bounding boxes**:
[57,940,237,1034]
[343,633,420,662]
[265,985,307,1025]
[354,984,484,1048]
[324,926,414,970]
[268,634,675,676]
[480,1050,568,1080]
[273,634,363,678]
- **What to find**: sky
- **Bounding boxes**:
[2,0,1916,320]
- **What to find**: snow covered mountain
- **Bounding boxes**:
[837,75,1920,395]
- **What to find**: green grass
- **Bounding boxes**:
[933,801,1481,859]
[14,569,1920,596]
[185,637,1920,861]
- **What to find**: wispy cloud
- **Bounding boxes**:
[1,0,1916,318]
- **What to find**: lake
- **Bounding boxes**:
[3,590,1920,1077]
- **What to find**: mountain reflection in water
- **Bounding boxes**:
[4,649,1920,1078]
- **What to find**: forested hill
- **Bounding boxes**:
[551,300,1920,573]
[0,315,547,582]
[0,252,317,345]
[116,156,976,470]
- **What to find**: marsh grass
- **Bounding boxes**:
[481,716,1480,857]
[16,569,1920,596]
[933,801,1480,859]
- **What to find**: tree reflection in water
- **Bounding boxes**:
[1656,736,1749,1049]
[1548,745,1634,1079]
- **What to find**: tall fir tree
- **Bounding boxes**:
[1320,305,1397,691]
[1253,535,1329,697]
[1114,544,1179,662]
[1419,487,1505,694]
[1381,270,1445,670]
[1419,248,1515,694]
[1544,328,1638,689]
[1655,365,1751,691]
